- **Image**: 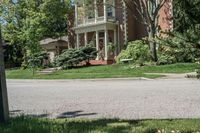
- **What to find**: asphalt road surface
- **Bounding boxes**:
[7,78,200,119]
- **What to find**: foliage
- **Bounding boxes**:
[124,0,168,62]
[157,54,176,65]
[0,0,71,66]
[157,32,200,65]
[80,45,98,65]
[54,49,85,68]
[54,45,97,68]
[39,0,70,38]
[172,0,200,65]
[173,0,200,33]
[107,43,116,53]
[155,0,200,65]
[116,40,150,65]
[3,43,23,67]
[27,51,48,75]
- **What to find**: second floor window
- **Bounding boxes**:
[107,0,114,17]
[107,6,113,17]
[85,2,95,19]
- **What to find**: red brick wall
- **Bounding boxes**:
[158,0,173,33]
[115,0,125,50]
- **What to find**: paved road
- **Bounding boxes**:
[7,78,200,119]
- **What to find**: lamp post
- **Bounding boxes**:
[0,25,9,123]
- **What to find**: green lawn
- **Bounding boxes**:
[6,63,200,79]
[0,117,200,133]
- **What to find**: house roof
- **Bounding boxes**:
[40,36,68,45]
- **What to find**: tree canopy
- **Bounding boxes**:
[0,0,72,68]
[173,0,200,33]
[0,0,71,57]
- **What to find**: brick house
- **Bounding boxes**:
[72,0,173,64]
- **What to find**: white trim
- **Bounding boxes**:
[74,22,117,34]
[104,0,107,21]
[76,34,80,49]
[84,32,88,46]
[94,0,98,23]
[75,3,78,26]
[96,31,99,60]
[113,0,116,18]
[114,29,117,56]
[83,1,86,24]
[104,29,108,60]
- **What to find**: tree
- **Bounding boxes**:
[124,0,170,62]
[173,0,200,33]
[0,25,9,123]
[1,0,71,66]
[28,51,49,75]
[173,0,200,47]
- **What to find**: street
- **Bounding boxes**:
[7,78,200,119]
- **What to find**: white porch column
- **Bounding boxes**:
[94,0,98,23]
[96,31,99,60]
[104,29,108,60]
[76,33,80,49]
[84,32,88,46]
[113,0,116,18]
[75,3,78,26]
[83,2,86,24]
[103,0,107,21]
[114,29,117,56]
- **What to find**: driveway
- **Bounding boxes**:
[7,78,200,119]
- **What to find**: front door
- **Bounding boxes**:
[98,37,105,60]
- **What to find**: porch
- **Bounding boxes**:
[74,22,118,62]
[74,0,118,63]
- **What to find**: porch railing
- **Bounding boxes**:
[77,16,115,27]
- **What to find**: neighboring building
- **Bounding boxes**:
[40,36,69,62]
[73,0,173,64]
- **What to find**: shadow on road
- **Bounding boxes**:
[57,110,97,118]
[9,110,97,119]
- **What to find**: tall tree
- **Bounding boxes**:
[1,0,70,65]
[125,0,170,62]
[0,25,9,123]
[173,0,200,48]
[173,0,200,33]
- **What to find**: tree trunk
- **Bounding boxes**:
[148,27,158,62]
[0,26,9,123]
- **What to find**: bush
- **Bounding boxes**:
[157,32,200,64]
[54,49,85,68]
[116,40,150,65]
[27,51,49,75]
[54,45,97,68]
[157,54,176,65]
[80,45,98,65]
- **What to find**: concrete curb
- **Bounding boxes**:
[6,77,152,82]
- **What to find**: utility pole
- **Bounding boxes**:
[0,25,9,123]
